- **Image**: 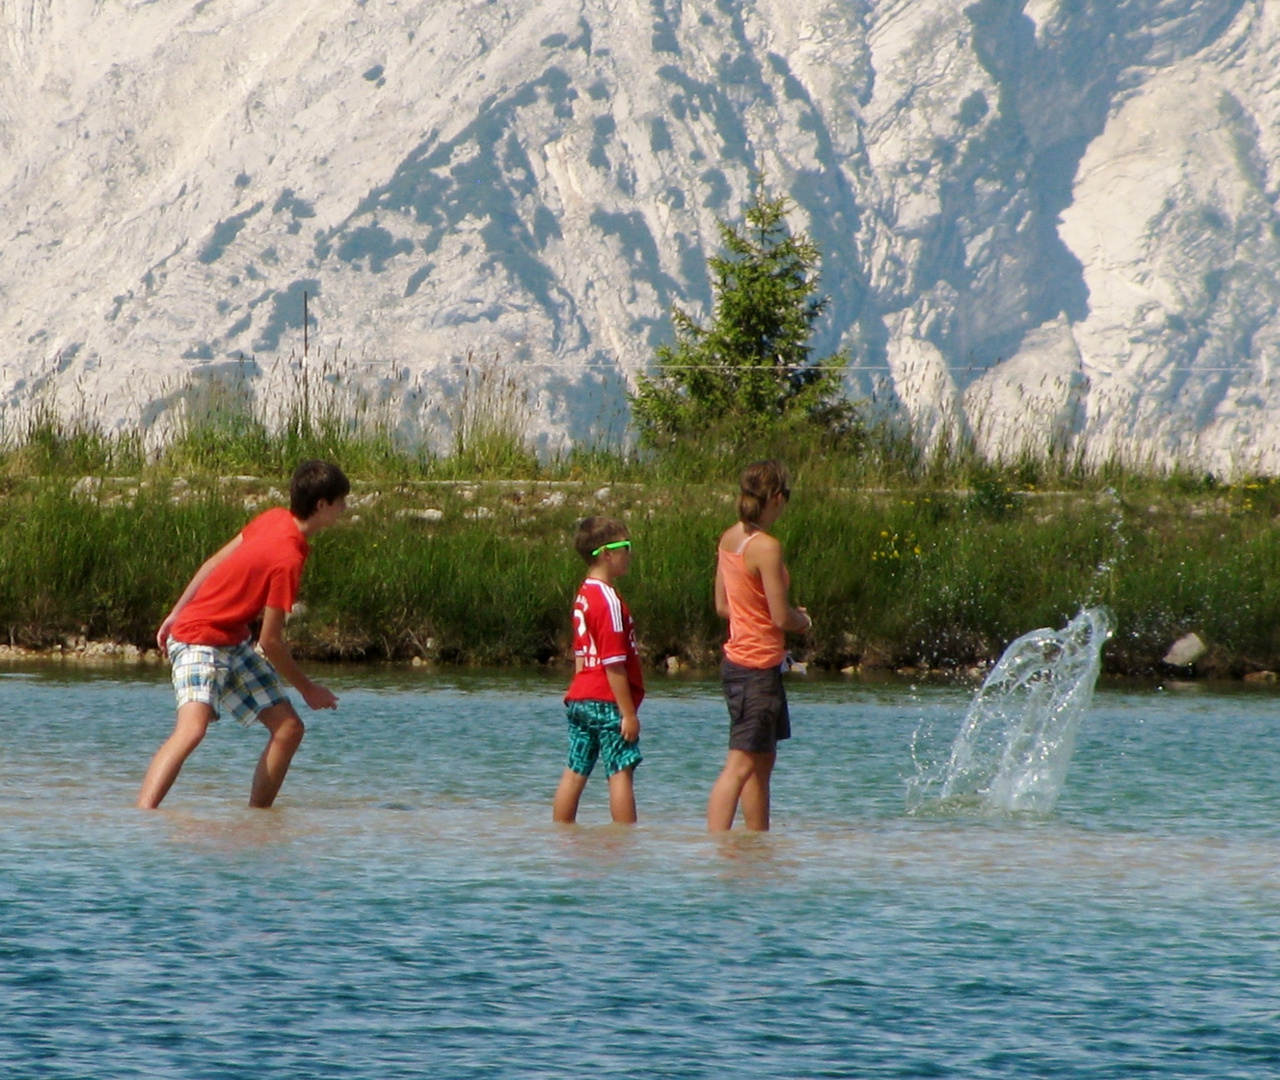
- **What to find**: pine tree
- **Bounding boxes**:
[631,180,854,450]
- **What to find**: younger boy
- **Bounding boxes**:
[136,460,350,809]
[553,516,644,824]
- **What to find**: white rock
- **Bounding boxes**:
[1163,632,1207,667]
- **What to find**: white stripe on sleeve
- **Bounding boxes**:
[587,579,624,632]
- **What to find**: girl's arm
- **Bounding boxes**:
[752,536,811,633]
[714,561,731,619]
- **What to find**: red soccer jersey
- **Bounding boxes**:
[564,577,645,707]
[170,507,310,646]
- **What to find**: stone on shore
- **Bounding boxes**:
[1162,633,1207,668]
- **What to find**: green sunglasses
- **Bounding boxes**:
[591,539,632,557]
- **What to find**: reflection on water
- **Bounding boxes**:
[3,666,1280,1077]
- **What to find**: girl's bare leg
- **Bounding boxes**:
[708,749,772,831]
[739,752,776,831]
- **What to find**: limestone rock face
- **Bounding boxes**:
[2,0,1278,469]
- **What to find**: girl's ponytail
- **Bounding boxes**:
[737,460,790,525]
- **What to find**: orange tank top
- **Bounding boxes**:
[719,531,787,669]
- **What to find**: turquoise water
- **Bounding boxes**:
[3,666,1279,1078]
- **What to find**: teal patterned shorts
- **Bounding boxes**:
[169,638,290,726]
[564,699,642,777]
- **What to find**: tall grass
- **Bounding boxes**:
[0,349,1179,494]
[162,353,425,478]
[0,479,243,647]
[2,396,145,477]
[442,354,540,478]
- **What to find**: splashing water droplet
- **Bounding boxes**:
[908,607,1115,814]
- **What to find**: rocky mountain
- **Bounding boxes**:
[2,0,1279,472]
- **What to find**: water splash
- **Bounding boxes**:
[907,607,1115,814]
[1087,487,1126,605]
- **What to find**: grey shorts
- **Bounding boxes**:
[722,658,790,754]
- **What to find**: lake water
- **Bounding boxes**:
[2,664,1279,1078]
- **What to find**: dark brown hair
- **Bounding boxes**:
[737,459,790,525]
[290,460,351,519]
[573,516,629,564]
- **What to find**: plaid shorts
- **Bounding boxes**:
[564,699,643,778]
[168,638,290,726]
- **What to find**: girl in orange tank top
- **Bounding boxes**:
[718,530,788,669]
[708,461,811,833]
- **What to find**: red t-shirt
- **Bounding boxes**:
[564,578,645,707]
[170,507,310,646]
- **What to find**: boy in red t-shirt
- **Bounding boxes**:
[553,516,645,824]
[136,460,350,809]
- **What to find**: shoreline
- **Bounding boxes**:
[4,639,1276,687]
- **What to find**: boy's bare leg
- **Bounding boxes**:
[137,702,214,809]
[553,769,589,823]
[249,703,306,808]
[739,752,776,832]
[607,766,637,825]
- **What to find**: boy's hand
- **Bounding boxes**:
[155,615,176,654]
[301,682,339,710]
[603,663,640,742]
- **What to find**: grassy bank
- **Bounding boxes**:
[5,362,1280,674]
[4,472,1279,676]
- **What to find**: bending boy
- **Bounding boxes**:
[554,516,644,824]
[136,460,350,809]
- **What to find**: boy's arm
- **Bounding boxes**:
[604,663,640,742]
[156,534,244,652]
[258,606,339,710]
